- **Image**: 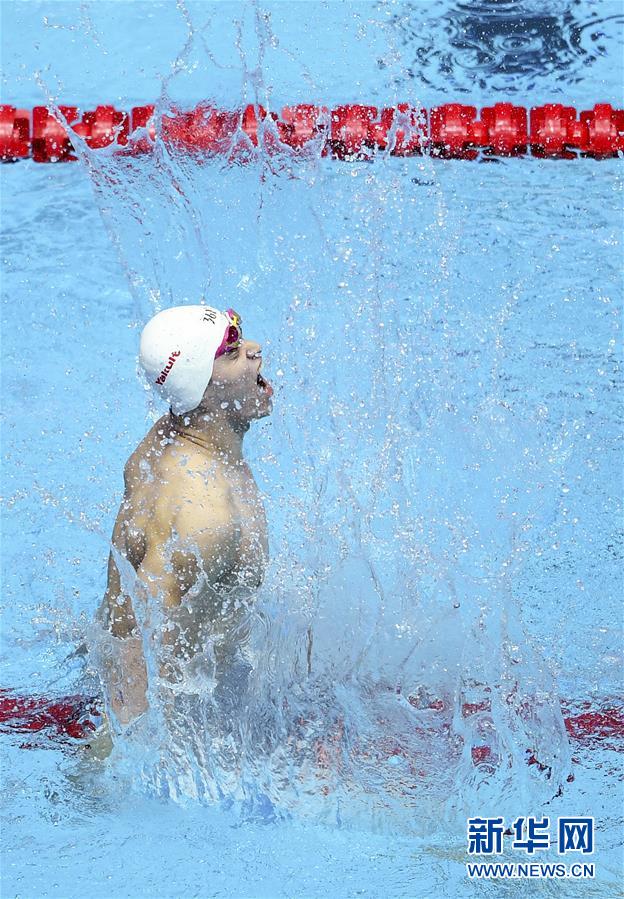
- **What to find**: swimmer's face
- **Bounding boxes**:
[208,338,273,421]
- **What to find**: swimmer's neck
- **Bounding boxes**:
[166,408,249,466]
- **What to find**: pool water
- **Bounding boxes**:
[1,2,622,896]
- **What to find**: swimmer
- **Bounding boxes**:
[94,305,273,735]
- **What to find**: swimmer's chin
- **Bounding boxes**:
[253,398,273,420]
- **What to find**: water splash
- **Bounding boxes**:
[30,2,575,833]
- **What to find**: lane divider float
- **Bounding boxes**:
[1,688,622,759]
[1,102,623,162]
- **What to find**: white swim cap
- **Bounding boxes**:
[139,305,230,414]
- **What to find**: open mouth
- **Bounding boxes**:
[256,370,274,398]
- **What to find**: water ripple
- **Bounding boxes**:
[387,0,624,95]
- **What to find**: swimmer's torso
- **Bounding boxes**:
[100,415,268,666]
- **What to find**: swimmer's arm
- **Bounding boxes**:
[97,544,190,726]
[99,502,234,722]
[99,549,150,726]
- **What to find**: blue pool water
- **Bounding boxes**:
[1,2,623,896]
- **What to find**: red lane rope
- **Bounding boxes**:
[1,689,622,753]
[1,102,623,162]
[0,689,99,743]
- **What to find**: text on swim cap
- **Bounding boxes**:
[155,350,181,385]
[202,308,217,325]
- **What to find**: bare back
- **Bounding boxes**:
[99,415,269,671]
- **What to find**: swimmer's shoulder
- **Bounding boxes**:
[123,415,216,493]
[120,416,233,533]
[162,461,233,531]
[122,415,170,491]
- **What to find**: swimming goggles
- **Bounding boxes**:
[215,308,243,357]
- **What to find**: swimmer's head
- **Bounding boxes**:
[138,304,273,420]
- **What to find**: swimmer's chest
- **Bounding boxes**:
[220,464,269,590]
